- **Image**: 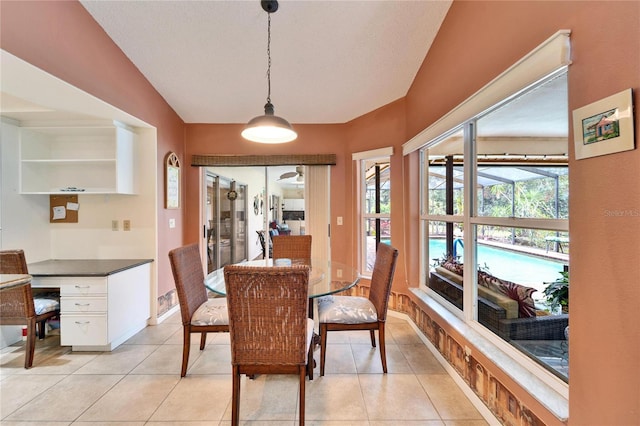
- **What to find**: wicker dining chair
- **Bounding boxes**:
[0,249,60,368]
[318,243,398,376]
[169,243,229,377]
[224,265,313,426]
[272,235,312,265]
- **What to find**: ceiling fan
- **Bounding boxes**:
[279,165,304,182]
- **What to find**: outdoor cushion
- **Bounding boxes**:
[317,295,377,324]
[478,271,537,318]
[436,266,519,318]
[191,297,229,326]
[477,286,519,319]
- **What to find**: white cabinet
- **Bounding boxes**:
[19,121,136,194]
[31,263,151,351]
[283,198,304,211]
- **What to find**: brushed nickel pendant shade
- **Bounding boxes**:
[242,0,297,144]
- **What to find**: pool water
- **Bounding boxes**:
[429,239,565,290]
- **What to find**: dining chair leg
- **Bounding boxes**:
[25,318,36,369]
[319,323,327,376]
[378,322,388,373]
[199,332,207,350]
[181,325,191,377]
[369,329,376,347]
[307,341,314,380]
[298,366,306,426]
[37,319,46,339]
[232,365,241,426]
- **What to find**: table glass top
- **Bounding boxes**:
[205,258,360,298]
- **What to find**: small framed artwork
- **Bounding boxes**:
[573,88,635,160]
[165,152,180,209]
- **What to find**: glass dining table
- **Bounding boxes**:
[204,258,360,380]
[204,258,361,299]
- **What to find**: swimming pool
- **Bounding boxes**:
[429,239,565,290]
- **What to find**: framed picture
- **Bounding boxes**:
[165,152,180,209]
[573,88,635,160]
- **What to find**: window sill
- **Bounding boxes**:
[409,287,569,422]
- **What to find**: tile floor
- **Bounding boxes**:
[1,312,491,425]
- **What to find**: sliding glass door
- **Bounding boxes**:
[205,173,247,274]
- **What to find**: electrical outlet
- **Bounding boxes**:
[123,220,131,231]
[337,269,343,278]
[112,220,119,231]
[337,216,343,225]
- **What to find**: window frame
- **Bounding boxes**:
[419,70,570,393]
[353,147,393,276]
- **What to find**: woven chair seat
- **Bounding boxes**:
[34,298,60,316]
[192,298,229,326]
[318,295,377,324]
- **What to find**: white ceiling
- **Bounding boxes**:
[1,0,568,141]
[79,0,453,124]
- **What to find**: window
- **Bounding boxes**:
[354,147,393,275]
[421,71,570,383]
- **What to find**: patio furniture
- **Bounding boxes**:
[224,264,313,426]
[318,243,398,375]
[169,243,229,377]
[429,268,568,341]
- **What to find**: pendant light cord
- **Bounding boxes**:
[266,12,272,105]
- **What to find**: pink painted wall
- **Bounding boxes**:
[3,0,640,423]
[406,1,640,424]
[0,1,185,298]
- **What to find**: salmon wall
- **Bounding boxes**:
[0,1,185,298]
[405,1,640,423]
[3,0,640,422]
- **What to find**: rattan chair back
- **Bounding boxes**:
[224,265,310,366]
[0,249,29,274]
[169,243,209,327]
[0,249,60,368]
[169,243,229,377]
[368,243,399,322]
[223,264,312,426]
[271,235,312,265]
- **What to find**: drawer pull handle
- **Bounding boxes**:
[74,285,91,289]
[75,303,91,306]
[74,321,91,325]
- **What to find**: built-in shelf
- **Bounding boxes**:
[19,122,136,194]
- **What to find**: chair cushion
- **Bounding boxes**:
[305,318,314,362]
[192,297,229,326]
[34,298,59,315]
[317,295,377,324]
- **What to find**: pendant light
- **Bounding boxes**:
[241,0,297,144]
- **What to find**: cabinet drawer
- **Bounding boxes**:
[61,297,107,313]
[60,314,108,346]
[60,278,107,296]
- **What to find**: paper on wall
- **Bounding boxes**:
[52,206,66,220]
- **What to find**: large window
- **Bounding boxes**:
[422,71,570,383]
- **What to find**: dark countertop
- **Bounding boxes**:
[27,259,153,277]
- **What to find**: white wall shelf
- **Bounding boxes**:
[19,122,136,194]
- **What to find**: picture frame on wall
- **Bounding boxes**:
[165,152,180,209]
[572,88,635,160]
